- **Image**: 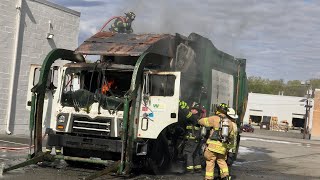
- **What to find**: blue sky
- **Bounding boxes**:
[49,0,320,81]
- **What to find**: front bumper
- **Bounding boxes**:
[47,130,122,153]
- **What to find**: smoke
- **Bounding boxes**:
[114,0,264,58]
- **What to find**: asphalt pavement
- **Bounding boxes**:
[0,132,320,180]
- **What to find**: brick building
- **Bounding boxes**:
[0,0,80,135]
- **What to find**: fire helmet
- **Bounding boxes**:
[191,103,202,112]
[216,103,229,114]
[125,12,136,20]
[227,108,238,119]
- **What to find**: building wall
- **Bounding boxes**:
[243,93,313,128]
[0,0,80,135]
[311,89,320,140]
[0,0,17,134]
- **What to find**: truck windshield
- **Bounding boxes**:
[61,67,133,111]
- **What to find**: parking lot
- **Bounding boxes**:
[1,132,320,180]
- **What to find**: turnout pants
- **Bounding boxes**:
[204,148,229,179]
[184,139,202,171]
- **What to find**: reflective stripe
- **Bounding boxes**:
[186,112,192,118]
[56,150,62,153]
[207,140,227,154]
[206,171,214,177]
[214,127,219,130]
[204,118,209,127]
[186,166,194,170]
[186,135,196,140]
[220,167,229,174]
[45,149,52,152]
[186,126,200,130]
[194,165,202,169]
[179,101,189,109]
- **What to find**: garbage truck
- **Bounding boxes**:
[24,32,248,175]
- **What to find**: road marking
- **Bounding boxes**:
[241,137,302,145]
[0,140,29,146]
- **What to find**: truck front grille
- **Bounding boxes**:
[72,115,112,136]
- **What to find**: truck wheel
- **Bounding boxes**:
[149,134,170,174]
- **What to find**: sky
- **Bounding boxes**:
[49,0,320,81]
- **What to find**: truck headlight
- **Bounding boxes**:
[58,115,66,123]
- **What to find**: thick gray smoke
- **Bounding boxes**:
[54,0,320,80]
[116,0,262,58]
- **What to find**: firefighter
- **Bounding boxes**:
[198,103,237,180]
[183,103,203,173]
[226,110,238,167]
[178,101,204,172]
[109,12,136,33]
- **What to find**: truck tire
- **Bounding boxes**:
[149,134,170,174]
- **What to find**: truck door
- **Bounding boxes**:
[26,64,59,130]
[137,72,181,139]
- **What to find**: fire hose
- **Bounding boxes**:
[99,16,125,32]
[84,16,124,59]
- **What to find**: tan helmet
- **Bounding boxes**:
[227,108,238,119]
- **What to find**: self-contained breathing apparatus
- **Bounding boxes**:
[209,103,230,143]
[209,116,230,143]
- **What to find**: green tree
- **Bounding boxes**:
[284,80,305,97]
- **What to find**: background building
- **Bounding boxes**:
[0,0,80,135]
[243,93,313,129]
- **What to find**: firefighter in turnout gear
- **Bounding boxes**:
[109,12,135,33]
[226,109,239,166]
[198,103,237,180]
[178,101,202,173]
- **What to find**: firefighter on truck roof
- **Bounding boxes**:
[109,12,135,34]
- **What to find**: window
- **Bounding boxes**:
[33,67,58,90]
[149,75,176,96]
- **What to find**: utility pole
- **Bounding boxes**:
[303,81,312,139]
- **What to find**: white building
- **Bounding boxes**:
[0,0,80,135]
[243,93,313,128]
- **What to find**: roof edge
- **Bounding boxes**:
[31,0,81,17]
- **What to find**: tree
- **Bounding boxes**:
[247,77,320,97]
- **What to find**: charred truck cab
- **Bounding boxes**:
[25,32,248,175]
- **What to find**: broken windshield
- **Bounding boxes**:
[61,66,133,112]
